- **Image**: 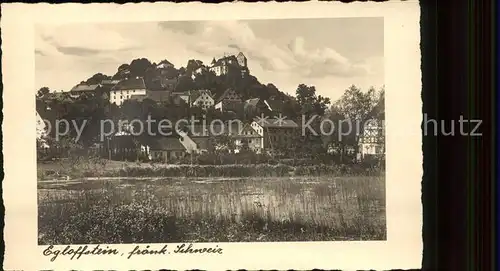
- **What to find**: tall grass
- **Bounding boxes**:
[38,176,386,244]
[38,162,383,180]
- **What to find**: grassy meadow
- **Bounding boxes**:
[38,171,386,244]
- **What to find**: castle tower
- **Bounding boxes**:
[237,52,247,67]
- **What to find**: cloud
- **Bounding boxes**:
[36,24,141,55]
[36,20,383,100]
[171,21,369,79]
[55,46,101,56]
[158,21,200,35]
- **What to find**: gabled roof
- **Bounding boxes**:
[157,59,174,68]
[190,89,213,103]
[245,98,260,107]
[216,88,241,103]
[70,84,101,92]
[111,77,146,91]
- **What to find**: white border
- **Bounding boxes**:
[2,2,422,270]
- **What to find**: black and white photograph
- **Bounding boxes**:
[36,17,386,244]
[3,2,421,270]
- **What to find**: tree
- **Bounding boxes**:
[321,106,357,163]
[295,84,331,118]
[332,85,384,162]
[85,73,110,85]
[175,75,196,93]
[129,58,153,78]
[36,87,50,99]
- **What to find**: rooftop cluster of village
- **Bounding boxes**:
[37,52,385,163]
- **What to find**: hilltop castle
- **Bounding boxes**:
[208,52,249,77]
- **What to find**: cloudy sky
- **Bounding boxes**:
[35,17,383,101]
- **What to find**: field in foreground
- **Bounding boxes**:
[38,175,386,244]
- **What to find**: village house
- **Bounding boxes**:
[144,137,186,163]
[209,52,248,78]
[251,118,300,154]
[230,123,262,153]
[358,119,385,159]
[244,98,273,116]
[156,59,175,69]
[190,89,214,110]
[104,131,142,161]
[110,77,147,106]
[69,83,102,98]
[99,79,120,100]
[183,121,261,154]
[215,88,243,112]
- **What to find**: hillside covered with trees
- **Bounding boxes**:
[36,56,384,162]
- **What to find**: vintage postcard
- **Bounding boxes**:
[2,1,422,270]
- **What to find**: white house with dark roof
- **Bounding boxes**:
[110,77,147,106]
[190,89,214,110]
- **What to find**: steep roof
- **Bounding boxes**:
[216,88,241,103]
[190,89,213,102]
[245,98,260,107]
[111,77,146,91]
